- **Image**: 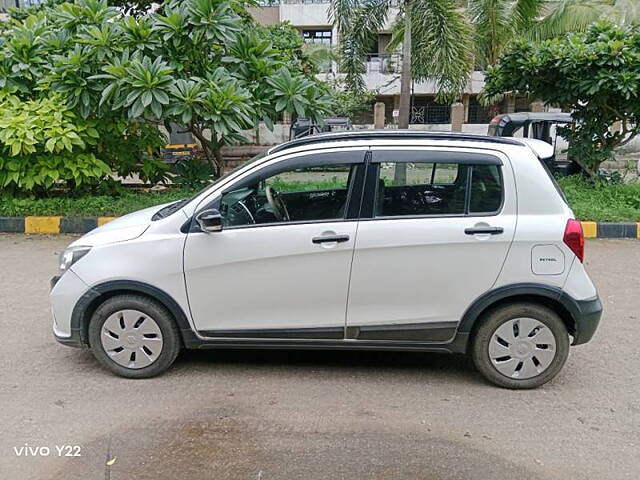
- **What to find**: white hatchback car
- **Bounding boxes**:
[51,131,602,388]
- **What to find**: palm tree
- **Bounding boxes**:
[468,0,616,71]
[612,0,639,25]
[331,0,473,131]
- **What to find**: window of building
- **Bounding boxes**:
[302,30,332,45]
[468,95,493,124]
[515,96,532,112]
[410,97,451,124]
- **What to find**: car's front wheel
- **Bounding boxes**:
[88,295,181,378]
[471,303,570,389]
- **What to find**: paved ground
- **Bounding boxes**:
[0,234,638,480]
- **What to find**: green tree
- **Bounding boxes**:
[92,0,330,175]
[482,22,640,175]
[469,0,615,71]
[331,0,473,130]
[328,81,377,121]
[0,0,331,192]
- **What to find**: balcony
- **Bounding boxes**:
[366,53,401,74]
[361,55,487,96]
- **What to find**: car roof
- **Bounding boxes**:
[268,129,522,155]
[492,112,573,123]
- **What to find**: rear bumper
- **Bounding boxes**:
[565,294,603,345]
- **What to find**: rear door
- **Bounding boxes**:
[345,147,517,342]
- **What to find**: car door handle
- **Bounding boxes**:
[464,226,504,235]
[312,234,350,244]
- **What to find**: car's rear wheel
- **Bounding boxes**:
[471,303,569,389]
[88,295,181,378]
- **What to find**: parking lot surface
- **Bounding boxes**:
[0,234,638,479]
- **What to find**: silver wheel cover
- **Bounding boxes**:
[489,318,557,379]
[100,309,163,369]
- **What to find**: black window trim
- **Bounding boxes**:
[467,163,504,216]
[220,149,365,195]
[362,151,505,221]
[189,146,506,231]
[370,149,503,166]
[194,151,368,232]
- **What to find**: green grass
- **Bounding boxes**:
[0,189,196,217]
[269,178,347,193]
[557,176,640,222]
[0,176,639,221]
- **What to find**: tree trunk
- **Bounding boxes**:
[190,124,220,177]
[213,141,224,176]
[398,0,412,130]
[394,0,412,185]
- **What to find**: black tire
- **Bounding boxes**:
[88,294,181,378]
[471,303,570,389]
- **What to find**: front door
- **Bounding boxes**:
[346,147,516,342]
[184,149,365,338]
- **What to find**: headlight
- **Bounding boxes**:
[59,246,91,274]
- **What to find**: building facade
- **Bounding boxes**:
[249,0,537,126]
[0,0,44,10]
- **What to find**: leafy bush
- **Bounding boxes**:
[1,173,638,222]
[0,189,196,217]
[171,157,213,189]
[483,22,640,175]
[557,175,640,222]
[0,93,111,192]
[327,80,377,121]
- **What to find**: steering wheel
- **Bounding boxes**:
[265,185,290,222]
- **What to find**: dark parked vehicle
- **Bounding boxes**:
[290,117,353,140]
[488,112,581,176]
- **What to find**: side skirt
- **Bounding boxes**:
[198,326,344,340]
[187,323,468,354]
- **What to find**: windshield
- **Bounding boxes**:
[152,151,268,221]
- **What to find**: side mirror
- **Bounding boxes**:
[196,209,223,233]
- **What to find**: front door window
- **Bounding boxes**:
[221,164,355,227]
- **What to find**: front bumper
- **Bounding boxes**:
[50,270,90,348]
[562,293,603,345]
[53,327,84,347]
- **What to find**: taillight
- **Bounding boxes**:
[563,219,584,262]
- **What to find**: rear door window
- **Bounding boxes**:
[372,152,504,218]
[468,164,503,214]
[376,162,468,216]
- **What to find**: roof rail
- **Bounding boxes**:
[268,129,523,154]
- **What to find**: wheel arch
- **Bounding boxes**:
[457,283,577,349]
[71,280,195,347]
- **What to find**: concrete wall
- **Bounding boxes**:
[280,4,330,26]
[247,6,279,26]
[618,136,640,153]
[239,124,291,145]
[277,2,398,30]
[322,71,486,96]
[350,124,490,134]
